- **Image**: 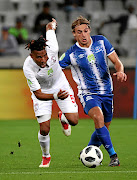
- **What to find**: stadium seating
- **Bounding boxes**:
[120,30,137,57]
[0,0,13,12]
[0,0,136,67]
[104,0,124,12]
[85,0,102,12]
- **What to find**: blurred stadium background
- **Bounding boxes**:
[0,0,137,120]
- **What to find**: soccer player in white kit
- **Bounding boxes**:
[23,19,78,167]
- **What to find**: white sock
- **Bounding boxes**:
[61,113,69,124]
[38,131,50,157]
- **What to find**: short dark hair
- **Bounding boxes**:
[43,2,50,8]
[2,26,9,31]
[25,36,48,52]
[71,16,90,32]
[16,17,22,23]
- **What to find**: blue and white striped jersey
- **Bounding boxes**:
[59,35,115,95]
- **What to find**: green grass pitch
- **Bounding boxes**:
[0,119,137,180]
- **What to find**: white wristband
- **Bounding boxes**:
[52,22,56,29]
[53,93,58,100]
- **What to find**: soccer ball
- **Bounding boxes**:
[80,145,103,168]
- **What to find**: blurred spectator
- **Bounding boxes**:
[33,2,54,38]
[99,0,105,10]
[64,0,85,21]
[9,17,29,45]
[98,4,137,43]
[0,27,19,56]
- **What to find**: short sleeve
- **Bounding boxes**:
[23,68,41,92]
[103,36,115,56]
[59,51,71,68]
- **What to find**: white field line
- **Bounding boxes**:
[0,171,137,175]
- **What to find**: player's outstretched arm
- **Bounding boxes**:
[46,18,58,53]
[33,89,69,101]
[108,51,127,82]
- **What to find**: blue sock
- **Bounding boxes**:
[96,126,116,157]
[88,130,102,147]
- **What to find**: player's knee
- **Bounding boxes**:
[69,114,79,126]
[93,113,101,121]
[40,127,50,136]
[40,123,50,136]
[92,114,104,128]
[71,118,78,126]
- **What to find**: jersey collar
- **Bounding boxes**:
[76,37,93,49]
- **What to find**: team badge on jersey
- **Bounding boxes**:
[87,54,95,64]
[48,68,53,76]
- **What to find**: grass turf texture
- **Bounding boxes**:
[0,119,137,180]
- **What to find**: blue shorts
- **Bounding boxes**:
[79,93,113,123]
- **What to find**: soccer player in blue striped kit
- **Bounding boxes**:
[59,16,127,166]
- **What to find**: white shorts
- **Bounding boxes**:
[33,88,78,123]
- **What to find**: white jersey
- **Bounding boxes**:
[23,30,78,117]
[23,30,70,99]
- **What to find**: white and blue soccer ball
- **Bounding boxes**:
[80,145,103,168]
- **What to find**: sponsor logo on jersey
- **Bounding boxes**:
[78,54,85,59]
[48,68,53,76]
[95,46,103,53]
[51,56,56,63]
[87,54,95,64]
[86,96,94,101]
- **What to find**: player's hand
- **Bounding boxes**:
[51,18,57,29]
[113,72,127,82]
[57,89,69,100]
[46,18,57,31]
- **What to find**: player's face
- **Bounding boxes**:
[73,24,91,47]
[31,49,48,68]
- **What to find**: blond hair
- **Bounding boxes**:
[71,16,90,32]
